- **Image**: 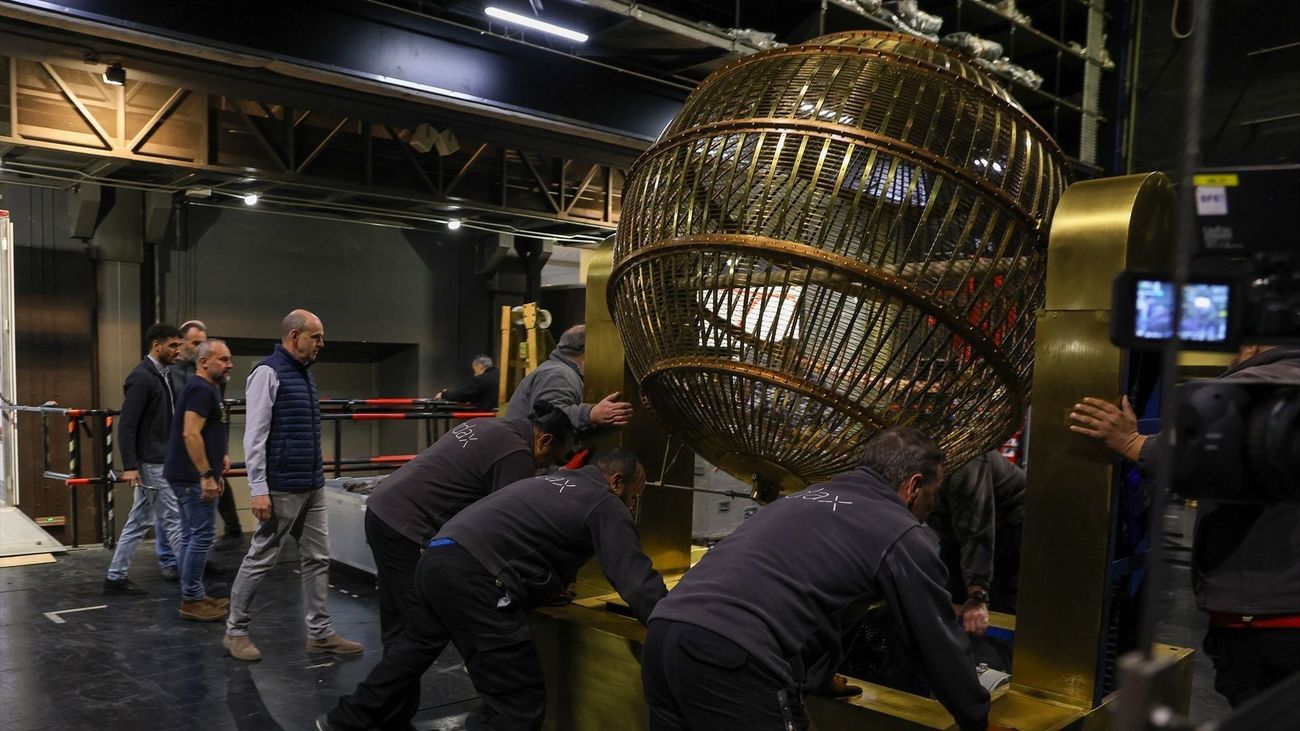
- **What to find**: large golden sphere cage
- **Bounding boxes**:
[609,31,1070,493]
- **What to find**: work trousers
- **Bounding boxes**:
[226,488,334,640]
[940,520,1022,614]
[365,509,425,726]
[642,619,807,731]
[106,462,184,580]
[329,543,546,731]
[1203,624,1300,708]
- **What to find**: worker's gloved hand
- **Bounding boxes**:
[1068,396,1145,461]
[590,391,634,427]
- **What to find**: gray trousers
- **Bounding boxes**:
[226,487,334,640]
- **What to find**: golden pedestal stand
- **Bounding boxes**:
[530,173,1194,730]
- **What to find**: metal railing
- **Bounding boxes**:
[1,398,496,547]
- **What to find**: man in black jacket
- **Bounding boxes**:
[321,448,666,731]
[358,401,574,727]
[1070,344,1300,707]
[436,354,500,411]
[642,427,993,731]
[103,323,185,595]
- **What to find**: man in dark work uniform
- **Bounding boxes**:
[642,427,994,731]
[322,448,665,731]
[928,450,1026,633]
[358,401,575,726]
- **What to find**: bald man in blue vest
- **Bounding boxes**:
[223,309,364,662]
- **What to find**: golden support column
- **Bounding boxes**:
[1011,172,1192,715]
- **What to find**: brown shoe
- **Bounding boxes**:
[223,633,261,662]
[306,633,364,656]
[179,599,229,622]
[204,595,230,609]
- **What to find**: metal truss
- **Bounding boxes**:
[0,54,623,241]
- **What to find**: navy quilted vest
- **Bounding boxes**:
[259,344,323,491]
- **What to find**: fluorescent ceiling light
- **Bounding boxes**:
[485,6,588,43]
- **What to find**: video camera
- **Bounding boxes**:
[1108,167,1299,503]
[1109,253,1299,353]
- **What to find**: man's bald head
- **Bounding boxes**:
[556,324,586,355]
[281,309,325,366]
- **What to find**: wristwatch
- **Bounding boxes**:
[201,469,217,479]
[967,589,990,605]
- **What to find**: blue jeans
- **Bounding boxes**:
[171,481,217,601]
[106,462,183,581]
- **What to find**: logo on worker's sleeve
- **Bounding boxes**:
[450,423,478,448]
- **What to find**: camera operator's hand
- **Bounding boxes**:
[1069,396,1146,462]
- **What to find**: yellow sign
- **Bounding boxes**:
[1193,173,1239,187]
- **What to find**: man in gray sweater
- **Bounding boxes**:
[505,324,633,432]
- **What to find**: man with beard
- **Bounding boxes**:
[103,323,185,595]
[171,319,244,551]
[164,339,235,621]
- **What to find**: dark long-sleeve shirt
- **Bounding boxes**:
[366,417,537,545]
[438,464,667,623]
[928,451,1026,590]
[442,367,499,411]
[650,466,990,729]
[118,356,175,469]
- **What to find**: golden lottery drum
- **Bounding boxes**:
[611,31,1069,491]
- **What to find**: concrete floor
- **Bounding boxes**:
[0,533,1235,730]
[0,539,479,730]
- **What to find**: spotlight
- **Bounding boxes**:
[102,62,125,86]
[446,218,462,230]
[243,193,259,206]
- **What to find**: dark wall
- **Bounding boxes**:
[1,184,505,537]
[1133,0,1300,173]
[1,184,101,544]
[539,287,587,337]
[161,204,493,396]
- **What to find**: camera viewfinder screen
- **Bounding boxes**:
[1134,280,1230,342]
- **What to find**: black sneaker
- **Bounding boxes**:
[214,534,244,552]
[161,566,179,582]
[103,578,147,596]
